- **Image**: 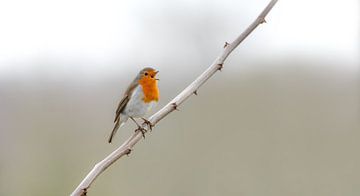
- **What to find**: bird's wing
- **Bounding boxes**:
[114,95,129,122]
[113,81,138,122]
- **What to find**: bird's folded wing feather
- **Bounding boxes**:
[114,95,129,122]
[114,81,139,122]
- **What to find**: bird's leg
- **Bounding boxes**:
[129,116,141,127]
[141,117,154,131]
[130,117,146,138]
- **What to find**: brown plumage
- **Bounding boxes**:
[108,67,159,143]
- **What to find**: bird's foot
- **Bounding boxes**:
[141,118,154,131]
[135,126,147,139]
[130,117,147,139]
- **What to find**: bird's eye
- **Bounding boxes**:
[144,72,148,76]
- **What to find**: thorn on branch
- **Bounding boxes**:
[125,148,132,156]
[171,103,179,111]
[260,18,267,24]
[217,63,223,71]
[223,42,230,48]
[193,90,198,95]
[81,188,87,196]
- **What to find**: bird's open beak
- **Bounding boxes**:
[154,71,159,80]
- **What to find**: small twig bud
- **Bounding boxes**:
[217,63,223,71]
[171,103,179,111]
[81,189,87,196]
[125,148,132,156]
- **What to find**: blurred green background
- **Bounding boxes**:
[0,0,359,195]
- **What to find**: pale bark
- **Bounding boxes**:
[71,1,278,195]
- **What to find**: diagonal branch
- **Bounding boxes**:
[71,0,278,195]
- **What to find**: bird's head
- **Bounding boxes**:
[138,67,159,83]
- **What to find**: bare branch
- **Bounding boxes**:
[71,1,278,195]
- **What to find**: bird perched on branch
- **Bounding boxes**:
[108,67,160,143]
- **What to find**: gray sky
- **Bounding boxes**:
[0,0,358,77]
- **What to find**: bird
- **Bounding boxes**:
[108,67,160,143]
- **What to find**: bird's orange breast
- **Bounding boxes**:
[138,77,159,103]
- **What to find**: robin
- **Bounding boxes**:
[108,67,160,143]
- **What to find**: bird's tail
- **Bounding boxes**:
[108,116,128,143]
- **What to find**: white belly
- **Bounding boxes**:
[123,85,156,118]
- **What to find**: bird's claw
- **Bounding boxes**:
[135,127,147,139]
[141,118,154,131]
